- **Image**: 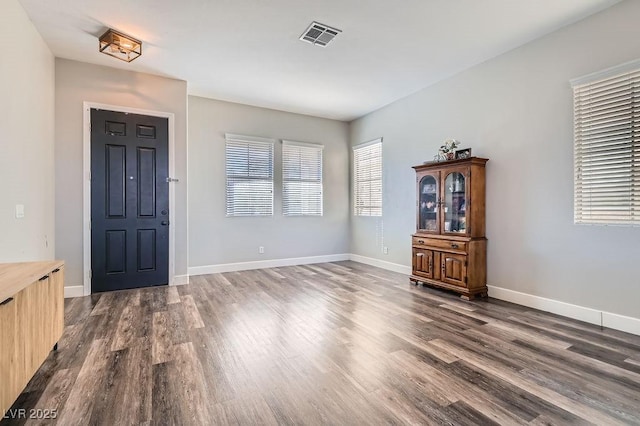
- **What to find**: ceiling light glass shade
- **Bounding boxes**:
[99,29,142,62]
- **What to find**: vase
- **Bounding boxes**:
[446,152,454,160]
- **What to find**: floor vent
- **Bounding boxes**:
[299,21,341,47]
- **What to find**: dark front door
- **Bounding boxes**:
[91,109,169,293]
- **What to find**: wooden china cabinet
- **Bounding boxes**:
[410,157,488,299]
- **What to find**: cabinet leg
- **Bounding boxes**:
[461,292,488,301]
[53,343,58,351]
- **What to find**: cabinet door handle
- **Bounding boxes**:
[0,297,14,306]
[39,275,49,281]
[52,268,60,273]
[451,243,459,249]
[418,240,424,244]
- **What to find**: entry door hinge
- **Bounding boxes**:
[166,177,179,183]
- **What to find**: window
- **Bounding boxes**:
[282,141,323,216]
[225,134,274,216]
[353,138,382,216]
[572,61,640,225]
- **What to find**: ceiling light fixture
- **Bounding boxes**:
[299,22,341,47]
[99,29,142,62]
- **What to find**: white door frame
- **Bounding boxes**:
[82,102,177,296]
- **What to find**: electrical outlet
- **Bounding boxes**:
[259,246,265,254]
[383,246,389,254]
[15,204,25,219]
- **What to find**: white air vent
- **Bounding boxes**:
[299,22,341,47]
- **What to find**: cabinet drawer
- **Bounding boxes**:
[412,237,466,252]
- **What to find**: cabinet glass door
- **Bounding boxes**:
[443,171,467,234]
[418,174,439,232]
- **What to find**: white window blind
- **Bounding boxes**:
[282,141,323,216]
[353,139,382,216]
[225,134,274,216]
[573,62,640,225]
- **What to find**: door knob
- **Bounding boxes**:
[161,221,169,226]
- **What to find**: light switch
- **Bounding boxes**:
[15,204,25,219]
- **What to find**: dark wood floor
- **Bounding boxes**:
[2,261,640,425]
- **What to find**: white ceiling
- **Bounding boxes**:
[19,0,622,121]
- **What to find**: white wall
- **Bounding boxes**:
[0,0,55,262]
[350,0,640,319]
[188,96,349,269]
[55,59,188,288]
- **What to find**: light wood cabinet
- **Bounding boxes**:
[0,289,18,416]
[0,261,64,416]
[410,157,488,299]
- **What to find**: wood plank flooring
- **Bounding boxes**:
[2,261,640,425]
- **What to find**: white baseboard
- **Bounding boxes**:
[188,254,351,276]
[601,311,640,337]
[172,274,189,286]
[64,285,84,299]
[348,254,412,275]
[488,285,640,336]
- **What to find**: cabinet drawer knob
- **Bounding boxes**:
[418,240,424,244]
[451,243,459,249]
[0,297,14,306]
